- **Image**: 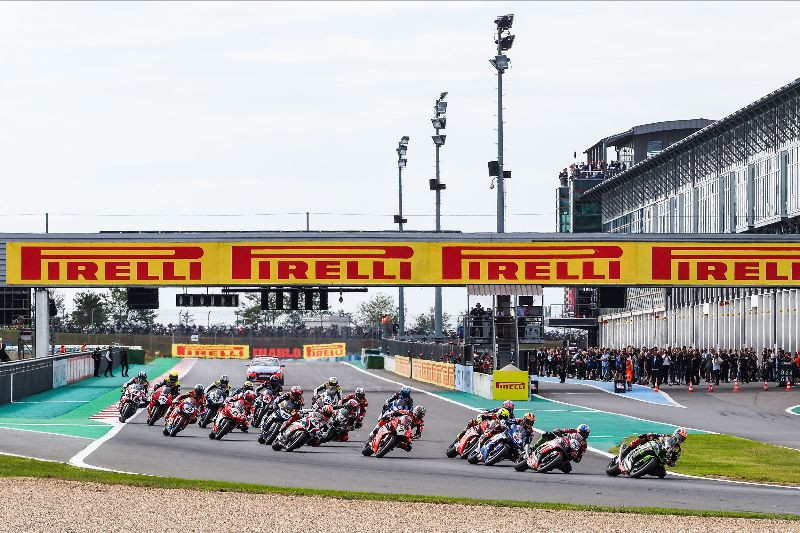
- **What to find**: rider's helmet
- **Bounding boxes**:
[290,385,303,400]
[496,408,511,420]
[194,384,205,397]
[345,398,359,412]
[242,380,254,391]
[400,386,411,398]
[137,371,147,380]
[354,387,366,400]
[243,390,256,403]
[168,370,179,382]
[502,400,515,412]
[672,427,687,444]
[269,375,281,388]
[328,376,338,387]
[521,413,535,429]
[577,423,590,440]
[412,405,426,419]
[219,374,229,386]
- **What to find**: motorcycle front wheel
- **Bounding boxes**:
[375,435,397,458]
[265,423,282,445]
[535,451,564,473]
[215,419,233,440]
[630,457,659,478]
[146,407,161,427]
[514,458,529,472]
[484,444,509,466]
[169,420,184,437]
[119,403,135,423]
[605,458,621,477]
[467,450,480,464]
[445,439,459,458]
[286,430,310,452]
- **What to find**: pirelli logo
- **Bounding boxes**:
[7,240,800,287]
[494,381,526,390]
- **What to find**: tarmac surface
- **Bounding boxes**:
[43,358,799,515]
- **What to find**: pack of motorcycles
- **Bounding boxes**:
[118,382,676,478]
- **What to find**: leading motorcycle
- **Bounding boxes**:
[361,414,414,458]
[606,439,672,479]
[118,384,147,423]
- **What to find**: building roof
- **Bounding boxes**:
[585,76,800,196]
[585,119,715,154]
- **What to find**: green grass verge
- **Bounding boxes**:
[609,434,800,486]
[0,454,797,520]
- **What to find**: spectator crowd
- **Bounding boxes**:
[53,322,371,339]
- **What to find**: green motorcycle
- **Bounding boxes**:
[606,438,673,479]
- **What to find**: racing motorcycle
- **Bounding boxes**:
[606,438,673,479]
[209,399,248,440]
[118,384,147,423]
[514,433,583,473]
[319,403,357,444]
[198,388,226,429]
[312,389,340,411]
[258,401,297,445]
[271,411,325,452]
[445,419,492,459]
[146,388,174,426]
[163,397,198,437]
[467,422,529,466]
[362,413,414,458]
[251,389,276,428]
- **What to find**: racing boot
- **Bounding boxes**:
[557,462,572,474]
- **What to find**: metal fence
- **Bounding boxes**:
[381,338,472,364]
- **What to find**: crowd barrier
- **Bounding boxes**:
[454,364,473,393]
[383,355,396,372]
[395,356,411,378]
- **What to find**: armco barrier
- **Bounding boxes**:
[411,360,455,390]
[395,356,411,378]
[473,371,494,399]
[454,364,473,393]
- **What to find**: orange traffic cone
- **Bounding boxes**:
[654,382,660,392]
[764,381,769,391]
[733,380,740,393]
[787,379,792,392]
[708,382,713,393]
[688,382,694,393]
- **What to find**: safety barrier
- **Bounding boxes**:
[454,364,473,393]
[394,356,411,378]
[411,360,455,390]
[383,355,396,373]
[472,372,494,399]
[381,338,471,363]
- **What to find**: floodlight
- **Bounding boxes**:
[399,136,409,146]
[436,101,448,114]
[397,146,407,157]
[431,135,446,146]
[491,55,510,71]
[439,91,448,101]
[499,34,515,51]
[398,158,407,168]
[495,14,514,30]
[431,117,446,130]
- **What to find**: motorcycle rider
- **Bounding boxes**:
[121,371,149,395]
[368,405,425,451]
[256,375,283,397]
[532,423,590,473]
[381,386,413,414]
[619,427,687,475]
[152,370,181,397]
[455,401,515,442]
[205,375,231,398]
[313,376,342,404]
[224,389,257,432]
[230,380,255,397]
[339,387,368,428]
[270,386,306,414]
[165,384,206,424]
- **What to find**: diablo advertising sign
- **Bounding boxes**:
[172,344,249,359]
[8,240,800,287]
[303,342,347,359]
[253,347,303,359]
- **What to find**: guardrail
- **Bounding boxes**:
[0,348,120,405]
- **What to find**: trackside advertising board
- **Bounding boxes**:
[303,343,347,359]
[492,370,529,400]
[172,344,249,359]
[10,240,800,287]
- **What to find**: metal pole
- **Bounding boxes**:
[496,33,505,234]
[306,212,310,232]
[45,213,49,233]
[398,162,405,337]
[434,118,443,337]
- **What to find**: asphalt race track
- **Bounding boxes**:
[31,359,788,515]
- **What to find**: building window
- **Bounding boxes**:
[646,140,663,158]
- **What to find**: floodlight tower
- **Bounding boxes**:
[394,136,409,336]
[431,92,448,337]
[490,14,514,233]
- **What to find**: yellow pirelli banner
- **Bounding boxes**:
[9,239,800,287]
[492,370,529,400]
[303,343,347,359]
[172,344,249,359]
[411,360,455,390]
[394,356,411,378]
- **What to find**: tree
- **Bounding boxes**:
[236,292,280,329]
[71,292,108,328]
[355,292,396,329]
[410,307,452,335]
[105,289,157,329]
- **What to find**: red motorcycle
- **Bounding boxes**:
[446,419,492,459]
[362,414,414,458]
[271,411,325,452]
[209,399,249,440]
[162,397,198,437]
[146,388,174,426]
[118,384,147,423]
[251,390,276,428]
[515,434,584,473]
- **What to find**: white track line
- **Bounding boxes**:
[346,363,800,491]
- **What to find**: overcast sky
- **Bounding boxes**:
[2,1,799,326]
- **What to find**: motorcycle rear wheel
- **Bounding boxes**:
[535,451,564,473]
[445,439,459,458]
[514,458,529,472]
[286,430,310,452]
[375,435,397,458]
[265,423,281,445]
[605,458,621,477]
[484,444,509,466]
[361,442,374,456]
[169,421,183,437]
[467,451,480,464]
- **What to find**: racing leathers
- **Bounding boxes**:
[620,433,682,467]
[152,376,180,398]
[455,407,513,441]
[121,375,149,394]
[256,381,282,398]
[381,391,413,414]
[313,382,342,405]
[206,380,231,398]
[368,408,424,451]
[533,428,588,473]
[165,390,206,423]
[339,393,368,428]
